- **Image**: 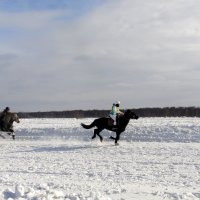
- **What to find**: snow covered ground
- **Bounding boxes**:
[0,117,200,200]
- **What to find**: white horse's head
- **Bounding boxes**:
[12,113,20,123]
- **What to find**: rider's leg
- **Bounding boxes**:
[116,114,120,125]
[109,114,116,125]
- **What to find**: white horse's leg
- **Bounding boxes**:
[11,132,15,140]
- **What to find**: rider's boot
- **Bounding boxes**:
[113,121,117,127]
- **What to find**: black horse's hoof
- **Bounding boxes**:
[115,143,119,146]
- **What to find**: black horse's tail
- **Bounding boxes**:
[81,121,96,129]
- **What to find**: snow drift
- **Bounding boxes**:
[1,117,200,200]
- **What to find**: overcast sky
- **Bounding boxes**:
[1,0,200,112]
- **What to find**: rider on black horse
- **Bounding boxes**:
[81,104,139,144]
[109,101,124,127]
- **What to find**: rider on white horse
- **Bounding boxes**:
[109,101,124,125]
[0,107,10,131]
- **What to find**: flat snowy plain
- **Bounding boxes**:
[0,117,200,200]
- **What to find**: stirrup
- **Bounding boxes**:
[112,125,118,130]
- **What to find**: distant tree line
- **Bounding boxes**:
[17,107,200,118]
[18,110,108,118]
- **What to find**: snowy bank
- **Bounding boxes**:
[1,118,200,200]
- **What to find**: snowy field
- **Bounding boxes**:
[0,117,200,200]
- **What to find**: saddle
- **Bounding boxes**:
[107,117,120,130]
[107,118,115,127]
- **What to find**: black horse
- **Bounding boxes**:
[0,113,20,140]
[81,110,139,145]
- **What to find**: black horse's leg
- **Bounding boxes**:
[115,132,121,145]
[110,136,116,140]
[97,129,103,142]
[110,131,118,140]
[92,128,103,142]
[92,129,97,139]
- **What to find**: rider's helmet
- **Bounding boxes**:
[5,107,10,112]
[115,101,120,107]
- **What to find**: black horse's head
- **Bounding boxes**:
[124,110,139,120]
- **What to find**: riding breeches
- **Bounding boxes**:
[109,114,116,125]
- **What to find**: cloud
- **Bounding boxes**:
[1,0,200,111]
